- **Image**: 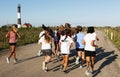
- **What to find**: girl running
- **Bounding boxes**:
[83,27,98,76]
[74,26,85,68]
[54,27,59,57]
[59,29,73,73]
[38,29,52,72]
[6,24,21,64]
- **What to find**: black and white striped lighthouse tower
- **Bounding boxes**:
[17,4,21,28]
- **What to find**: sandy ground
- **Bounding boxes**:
[0,30,120,77]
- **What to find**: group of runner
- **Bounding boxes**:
[5,23,99,76]
[38,23,99,76]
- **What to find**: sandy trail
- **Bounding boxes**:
[0,30,120,77]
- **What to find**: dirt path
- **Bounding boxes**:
[0,30,120,77]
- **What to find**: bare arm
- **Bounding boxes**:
[6,31,10,38]
[96,36,99,41]
[82,40,86,45]
[59,41,61,48]
[91,40,98,48]
[16,32,21,38]
[70,42,73,48]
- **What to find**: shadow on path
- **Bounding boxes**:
[93,54,118,77]
[92,47,118,77]
[48,49,77,73]
[16,56,39,64]
[47,47,118,75]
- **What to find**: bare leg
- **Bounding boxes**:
[62,55,65,66]
[91,57,95,72]
[81,51,85,66]
[8,45,16,59]
[75,51,81,64]
[63,55,69,71]
[86,56,90,71]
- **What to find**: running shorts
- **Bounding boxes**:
[76,48,84,52]
[9,43,16,46]
[85,50,96,57]
[41,49,52,56]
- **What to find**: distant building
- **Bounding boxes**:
[22,23,32,28]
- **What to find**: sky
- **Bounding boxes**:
[0,0,120,27]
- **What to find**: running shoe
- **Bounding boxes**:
[56,56,61,61]
[85,70,90,76]
[63,70,68,74]
[37,50,42,56]
[60,65,63,70]
[42,61,46,70]
[14,58,18,64]
[75,61,79,65]
[6,57,10,64]
[75,57,79,65]
[79,65,83,69]
[44,67,48,72]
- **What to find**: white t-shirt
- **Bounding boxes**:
[84,33,96,51]
[59,35,73,54]
[38,36,52,50]
[39,31,45,38]
[92,32,97,45]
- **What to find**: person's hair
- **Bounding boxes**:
[59,25,64,31]
[42,24,47,30]
[12,24,18,33]
[65,23,71,29]
[71,28,76,35]
[76,26,82,33]
[87,26,95,33]
[47,27,54,37]
[44,30,51,43]
[64,29,71,36]
[12,24,17,28]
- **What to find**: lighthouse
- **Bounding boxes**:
[17,4,21,28]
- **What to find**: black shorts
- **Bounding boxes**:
[61,54,69,55]
[85,50,96,57]
[76,48,84,52]
[54,41,59,45]
[41,49,52,56]
[9,43,16,46]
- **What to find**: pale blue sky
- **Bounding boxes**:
[0,0,120,27]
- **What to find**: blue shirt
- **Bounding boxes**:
[75,32,85,49]
[54,30,58,42]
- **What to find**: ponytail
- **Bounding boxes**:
[44,31,51,43]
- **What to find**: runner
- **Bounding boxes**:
[53,27,59,57]
[56,25,64,61]
[37,24,47,56]
[59,29,73,73]
[74,26,85,68]
[5,24,21,64]
[83,26,98,76]
[38,29,52,72]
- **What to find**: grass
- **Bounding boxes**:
[102,27,120,50]
[0,26,120,51]
[0,26,42,50]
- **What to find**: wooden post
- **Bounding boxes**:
[107,29,109,35]
[111,32,113,40]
